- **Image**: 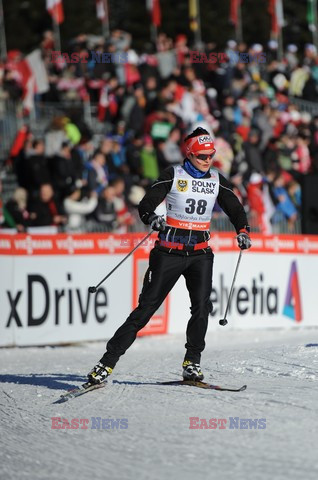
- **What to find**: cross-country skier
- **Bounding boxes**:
[88,127,251,383]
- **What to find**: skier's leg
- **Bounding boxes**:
[182,251,214,364]
[99,249,185,368]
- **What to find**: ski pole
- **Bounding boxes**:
[88,230,154,293]
[219,250,243,326]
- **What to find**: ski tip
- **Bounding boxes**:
[52,381,106,404]
[52,396,69,405]
[240,385,247,391]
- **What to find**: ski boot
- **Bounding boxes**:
[182,360,204,381]
[88,362,113,384]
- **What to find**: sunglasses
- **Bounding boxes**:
[195,151,216,161]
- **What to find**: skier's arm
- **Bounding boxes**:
[138,167,174,225]
[217,173,250,233]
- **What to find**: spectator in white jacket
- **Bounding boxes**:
[63,188,98,231]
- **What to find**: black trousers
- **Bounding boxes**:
[100,247,214,368]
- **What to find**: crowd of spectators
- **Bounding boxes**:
[1,28,318,234]
[0,125,146,232]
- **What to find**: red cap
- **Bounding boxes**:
[185,134,216,156]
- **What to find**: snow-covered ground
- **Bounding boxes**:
[1,328,318,480]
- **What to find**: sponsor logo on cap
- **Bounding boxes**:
[198,135,212,144]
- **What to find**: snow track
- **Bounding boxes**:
[1,329,318,480]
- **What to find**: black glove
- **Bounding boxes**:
[237,230,252,250]
[148,213,166,232]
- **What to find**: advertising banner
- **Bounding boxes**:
[0,233,163,346]
[169,233,318,332]
[1,233,318,346]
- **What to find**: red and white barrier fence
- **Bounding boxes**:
[1,232,318,346]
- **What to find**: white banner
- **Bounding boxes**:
[169,252,318,332]
[1,232,318,346]
[0,255,132,346]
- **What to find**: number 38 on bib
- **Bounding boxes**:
[165,166,220,231]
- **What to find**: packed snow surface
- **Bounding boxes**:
[1,328,318,480]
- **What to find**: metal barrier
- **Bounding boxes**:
[0,99,103,162]
[0,100,22,162]
[84,214,302,235]
[289,97,318,116]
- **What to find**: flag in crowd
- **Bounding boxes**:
[268,0,284,36]
[189,0,199,32]
[98,84,109,122]
[7,49,49,113]
[98,84,118,122]
[229,0,241,27]
[307,0,317,31]
[152,0,161,27]
[96,0,106,21]
[26,50,49,95]
[46,0,64,24]
[146,0,161,27]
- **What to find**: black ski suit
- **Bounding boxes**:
[100,164,249,368]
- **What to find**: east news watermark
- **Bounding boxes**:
[189,51,266,64]
[50,50,266,65]
[189,417,267,429]
[51,51,128,64]
[51,417,128,429]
